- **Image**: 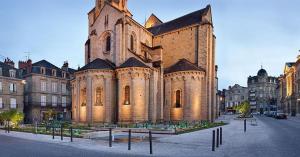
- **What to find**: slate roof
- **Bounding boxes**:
[257,68,268,77]
[78,58,115,71]
[0,61,22,79]
[147,5,210,36]
[32,60,60,70]
[119,57,149,69]
[24,60,73,79]
[164,59,205,74]
[286,62,295,67]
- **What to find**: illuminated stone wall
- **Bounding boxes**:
[164,71,205,121]
[116,67,152,123]
[71,70,116,123]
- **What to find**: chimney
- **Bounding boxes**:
[18,59,32,73]
[4,58,15,68]
[62,61,69,71]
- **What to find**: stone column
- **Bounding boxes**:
[76,79,80,123]
[86,76,93,123]
[184,76,191,121]
[164,78,171,121]
[118,76,122,123]
[145,74,149,121]
[105,77,112,123]
[131,74,135,122]
[115,22,123,66]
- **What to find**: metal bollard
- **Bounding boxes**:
[149,130,153,155]
[109,128,112,147]
[70,127,73,142]
[60,125,63,141]
[220,127,223,145]
[217,128,219,148]
[7,121,10,133]
[128,129,131,150]
[212,130,215,151]
[52,126,55,139]
[244,119,246,132]
[5,121,7,133]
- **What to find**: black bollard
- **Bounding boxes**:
[60,125,63,141]
[244,119,246,132]
[70,127,73,142]
[220,127,223,145]
[149,131,153,155]
[5,121,7,133]
[8,121,10,133]
[109,128,112,147]
[52,126,55,139]
[217,128,219,148]
[128,129,131,150]
[212,130,215,151]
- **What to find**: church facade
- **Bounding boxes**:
[71,0,217,124]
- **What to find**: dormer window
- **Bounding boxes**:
[62,72,66,78]
[41,67,46,75]
[9,69,16,78]
[52,69,57,77]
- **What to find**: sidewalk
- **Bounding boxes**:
[0,116,267,157]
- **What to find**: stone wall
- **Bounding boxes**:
[164,71,205,121]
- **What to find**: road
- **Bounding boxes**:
[0,116,299,157]
[0,134,145,157]
[218,116,300,157]
[256,116,300,157]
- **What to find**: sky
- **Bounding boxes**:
[0,0,299,89]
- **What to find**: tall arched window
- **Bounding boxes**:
[95,87,102,106]
[130,35,134,51]
[106,36,111,52]
[81,88,87,106]
[175,90,181,108]
[124,86,130,105]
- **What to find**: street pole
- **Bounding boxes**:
[52,126,55,139]
[109,128,112,147]
[244,119,246,132]
[212,130,215,151]
[217,128,219,148]
[70,127,73,142]
[149,130,153,155]
[220,127,223,145]
[60,125,63,141]
[128,129,131,150]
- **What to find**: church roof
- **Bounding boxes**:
[285,62,295,67]
[0,61,22,79]
[119,57,149,69]
[147,5,210,36]
[257,68,268,77]
[164,59,205,74]
[78,58,115,71]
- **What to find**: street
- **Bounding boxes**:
[0,116,299,157]
[0,134,145,157]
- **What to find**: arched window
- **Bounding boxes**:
[95,87,102,106]
[124,86,130,105]
[175,90,181,108]
[130,35,134,51]
[106,36,111,52]
[81,88,87,106]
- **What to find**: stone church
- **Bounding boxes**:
[71,0,217,124]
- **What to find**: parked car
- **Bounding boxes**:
[275,112,287,119]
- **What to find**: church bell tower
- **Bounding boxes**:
[95,0,131,17]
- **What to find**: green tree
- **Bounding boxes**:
[235,101,251,117]
[0,109,24,127]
